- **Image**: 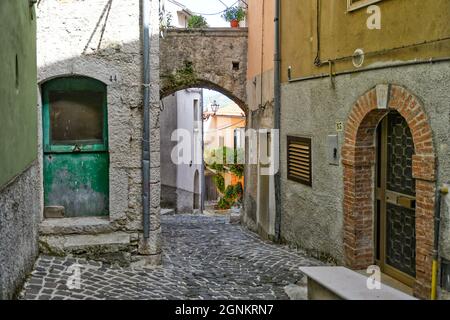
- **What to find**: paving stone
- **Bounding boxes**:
[20,214,321,300]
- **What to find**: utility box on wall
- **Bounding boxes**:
[327,134,339,166]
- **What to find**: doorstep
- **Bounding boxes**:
[38,217,137,266]
[39,232,133,266]
[39,216,114,235]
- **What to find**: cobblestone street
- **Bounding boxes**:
[20,214,321,300]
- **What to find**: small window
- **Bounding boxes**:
[347,0,383,12]
[49,90,104,144]
[287,136,312,186]
[232,61,240,71]
[193,99,199,125]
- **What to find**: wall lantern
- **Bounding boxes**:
[29,0,38,6]
[211,100,220,114]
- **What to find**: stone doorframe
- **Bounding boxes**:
[341,84,436,299]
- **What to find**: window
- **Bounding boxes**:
[193,99,199,129]
[287,136,312,186]
[347,0,383,12]
[49,90,104,144]
[193,99,199,121]
[234,128,245,150]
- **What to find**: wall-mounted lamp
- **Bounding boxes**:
[29,0,38,6]
[211,100,220,114]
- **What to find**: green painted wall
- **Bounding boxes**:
[0,1,37,187]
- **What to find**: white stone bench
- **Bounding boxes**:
[299,267,417,300]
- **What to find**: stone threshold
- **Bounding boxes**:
[40,216,114,236]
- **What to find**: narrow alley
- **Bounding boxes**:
[20,214,320,300]
[2,0,450,307]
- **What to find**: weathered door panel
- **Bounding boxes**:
[44,153,109,217]
[42,77,109,217]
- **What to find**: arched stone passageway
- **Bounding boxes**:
[342,84,436,299]
[160,28,248,114]
[159,84,247,216]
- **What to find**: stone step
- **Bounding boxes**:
[40,217,114,236]
[161,208,175,215]
[39,232,133,266]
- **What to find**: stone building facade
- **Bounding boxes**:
[160,1,203,213]
[36,0,161,266]
[0,1,40,299]
[160,88,203,213]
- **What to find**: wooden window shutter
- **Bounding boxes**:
[287,136,312,186]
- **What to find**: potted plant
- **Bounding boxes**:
[221,6,246,28]
[187,15,208,29]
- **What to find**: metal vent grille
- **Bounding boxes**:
[287,136,312,186]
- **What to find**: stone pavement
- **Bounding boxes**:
[20,214,321,300]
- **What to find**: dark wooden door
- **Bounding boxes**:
[376,111,416,287]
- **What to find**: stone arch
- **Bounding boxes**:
[160,28,248,114]
[161,79,247,115]
[341,84,436,299]
[38,73,108,86]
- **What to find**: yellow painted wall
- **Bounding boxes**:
[281,0,450,82]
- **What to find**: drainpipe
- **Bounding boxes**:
[274,0,282,242]
[142,0,151,239]
[200,89,205,213]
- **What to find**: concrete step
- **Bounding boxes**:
[39,232,133,266]
[40,217,114,236]
[300,266,417,300]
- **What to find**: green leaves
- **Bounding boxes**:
[187,15,208,29]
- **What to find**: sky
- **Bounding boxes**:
[172,0,239,27]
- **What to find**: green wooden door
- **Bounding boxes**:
[42,77,109,217]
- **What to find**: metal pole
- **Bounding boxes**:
[142,0,151,239]
[274,0,282,242]
[200,89,205,213]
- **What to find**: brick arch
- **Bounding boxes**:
[341,84,436,299]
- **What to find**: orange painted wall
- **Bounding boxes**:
[246,0,275,80]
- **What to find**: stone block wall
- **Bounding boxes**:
[0,1,40,300]
[0,164,41,299]
[36,0,161,263]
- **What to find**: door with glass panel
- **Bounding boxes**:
[376,111,416,287]
[42,77,109,217]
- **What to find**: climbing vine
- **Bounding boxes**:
[206,147,245,210]
[162,60,197,94]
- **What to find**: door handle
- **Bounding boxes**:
[72,144,82,153]
[397,196,416,209]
